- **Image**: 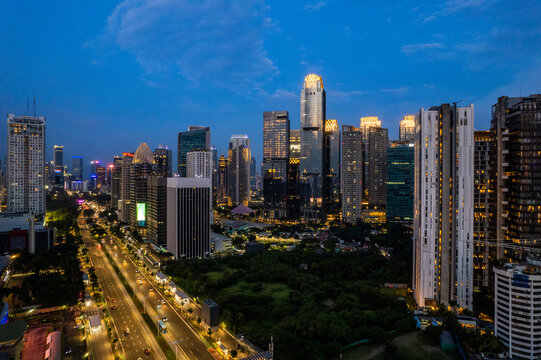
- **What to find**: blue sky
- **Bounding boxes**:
[1,0,540,173]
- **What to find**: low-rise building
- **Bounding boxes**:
[44,331,61,360]
[0,320,27,359]
[174,290,190,306]
[202,299,219,330]
[155,272,168,285]
[89,315,101,334]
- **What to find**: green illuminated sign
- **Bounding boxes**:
[136,203,146,222]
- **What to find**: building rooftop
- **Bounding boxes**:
[133,142,155,164]
[0,320,27,346]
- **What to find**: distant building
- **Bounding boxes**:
[287,129,301,218]
[217,155,229,206]
[147,177,167,245]
[53,145,64,187]
[324,119,340,220]
[360,116,388,212]
[413,103,474,311]
[110,156,122,208]
[201,299,219,329]
[227,135,251,206]
[178,126,210,177]
[154,145,172,177]
[7,114,46,216]
[386,141,414,223]
[119,152,134,222]
[0,213,55,254]
[186,150,213,179]
[129,143,158,228]
[72,156,83,181]
[399,115,415,142]
[341,125,363,224]
[167,177,212,259]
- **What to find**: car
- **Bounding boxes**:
[162,317,167,322]
[138,279,143,284]
[157,303,162,309]
[65,346,72,355]
[144,348,152,355]
[135,269,139,273]
[161,299,165,304]
[125,328,130,334]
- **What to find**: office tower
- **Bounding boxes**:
[473,131,491,289]
[53,145,63,170]
[287,129,301,218]
[129,143,158,227]
[90,161,100,189]
[147,177,167,245]
[210,146,218,203]
[341,125,363,224]
[217,155,229,206]
[72,156,83,180]
[177,126,210,177]
[494,262,541,359]
[154,145,172,177]
[167,177,212,259]
[490,95,541,254]
[386,141,414,223]
[119,152,134,222]
[227,135,251,206]
[250,157,257,193]
[413,103,474,310]
[111,156,122,208]
[300,74,326,221]
[399,115,415,142]
[96,165,106,188]
[186,150,212,178]
[360,116,388,211]
[324,119,340,220]
[262,111,289,219]
[7,114,46,215]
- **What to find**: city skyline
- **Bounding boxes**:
[2,1,541,166]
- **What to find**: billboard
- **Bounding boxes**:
[137,203,146,225]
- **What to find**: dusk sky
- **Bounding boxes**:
[1,0,541,172]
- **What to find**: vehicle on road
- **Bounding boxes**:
[162,316,167,322]
[158,320,167,333]
[144,348,152,355]
[138,279,143,284]
[64,346,72,355]
[125,328,130,334]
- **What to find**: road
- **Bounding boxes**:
[82,221,167,360]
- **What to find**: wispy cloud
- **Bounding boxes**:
[423,0,488,22]
[327,89,369,102]
[380,86,410,94]
[106,0,277,90]
[271,89,297,100]
[401,42,443,54]
[304,1,326,10]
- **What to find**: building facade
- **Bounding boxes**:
[227,135,251,206]
[399,115,415,142]
[53,145,64,187]
[154,145,172,177]
[360,116,388,212]
[287,129,301,218]
[119,152,134,222]
[111,156,122,208]
[147,176,167,245]
[186,150,213,179]
[413,103,474,310]
[72,156,83,181]
[217,155,228,206]
[341,125,363,224]
[386,141,414,223]
[324,119,340,220]
[177,126,210,177]
[7,114,46,215]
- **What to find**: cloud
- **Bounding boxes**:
[271,89,297,100]
[304,1,326,10]
[401,43,443,54]
[327,89,369,102]
[380,86,410,94]
[423,0,488,22]
[107,0,277,89]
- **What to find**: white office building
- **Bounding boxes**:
[413,104,474,310]
[495,262,541,359]
[7,114,46,215]
[186,150,213,179]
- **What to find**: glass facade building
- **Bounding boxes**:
[324,119,340,219]
[177,126,210,177]
[72,156,83,180]
[154,145,172,177]
[386,141,414,223]
[341,125,363,224]
[227,135,251,205]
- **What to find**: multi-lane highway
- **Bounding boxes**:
[81,220,167,360]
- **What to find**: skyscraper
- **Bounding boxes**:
[227,135,251,206]
[167,177,212,259]
[72,156,83,181]
[7,114,46,215]
[413,103,474,310]
[147,176,167,245]
[287,129,301,218]
[177,126,210,177]
[262,111,289,219]
[473,131,490,289]
[341,125,363,224]
[324,119,340,220]
[129,143,157,227]
[300,74,326,221]
[119,152,134,222]
[154,145,172,177]
[217,155,229,206]
[359,117,388,212]
[186,150,213,178]
[111,156,122,208]
[53,145,64,187]
[399,115,415,142]
[386,141,414,223]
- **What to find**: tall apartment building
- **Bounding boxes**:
[119,152,134,222]
[7,114,46,215]
[262,111,290,219]
[129,143,157,228]
[154,145,172,177]
[413,103,474,310]
[300,74,326,221]
[386,141,414,223]
[324,119,340,220]
[147,176,167,245]
[217,155,229,206]
[72,156,83,181]
[111,156,122,208]
[490,95,541,256]
[287,129,301,218]
[341,125,363,224]
[360,116,388,211]
[167,177,212,259]
[178,126,210,177]
[473,131,491,289]
[399,115,415,142]
[227,135,251,206]
[186,150,213,179]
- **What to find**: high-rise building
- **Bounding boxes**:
[490,95,541,255]
[399,115,415,142]
[227,135,251,206]
[287,129,301,218]
[147,176,167,245]
[473,131,491,289]
[494,262,541,359]
[111,156,122,208]
[90,161,100,189]
[413,103,474,310]
[72,156,83,181]
[186,150,213,178]
[360,117,388,211]
[177,126,210,177]
[129,143,158,227]
[96,165,106,189]
[154,145,172,177]
[119,152,134,222]
[324,119,340,220]
[386,141,414,223]
[217,155,229,206]
[7,114,46,215]
[210,146,218,204]
[167,177,212,259]
[262,111,289,219]
[341,125,363,224]
[300,74,326,221]
[53,145,64,187]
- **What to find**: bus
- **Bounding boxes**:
[158,320,167,334]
